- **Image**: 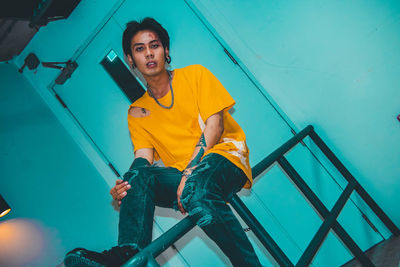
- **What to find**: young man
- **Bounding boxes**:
[65,18,261,267]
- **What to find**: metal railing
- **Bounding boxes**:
[123,125,400,267]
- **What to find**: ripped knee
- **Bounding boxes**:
[123,167,148,184]
[128,106,150,118]
[179,161,211,204]
[180,177,196,210]
[180,184,216,227]
[123,169,139,182]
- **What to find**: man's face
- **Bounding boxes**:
[128,30,168,79]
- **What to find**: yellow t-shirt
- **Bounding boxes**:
[127,64,252,188]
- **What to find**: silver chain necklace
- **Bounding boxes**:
[146,70,174,109]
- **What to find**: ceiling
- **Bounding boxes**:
[0,19,37,62]
[0,0,81,62]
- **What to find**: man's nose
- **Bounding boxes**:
[145,47,154,58]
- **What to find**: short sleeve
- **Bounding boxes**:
[127,114,153,152]
[195,65,235,122]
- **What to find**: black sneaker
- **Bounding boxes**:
[64,244,139,267]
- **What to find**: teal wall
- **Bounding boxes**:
[190,0,400,226]
[0,63,119,266]
[2,0,398,266]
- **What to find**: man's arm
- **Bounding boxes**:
[177,110,224,213]
[184,110,224,175]
[110,148,154,206]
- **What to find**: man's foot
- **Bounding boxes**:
[64,244,139,267]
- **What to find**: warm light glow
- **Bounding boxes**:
[0,208,11,217]
[0,219,46,265]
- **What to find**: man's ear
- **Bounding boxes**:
[164,47,169,59]
[127,54,135,67]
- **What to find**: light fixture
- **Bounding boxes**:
[106,50,117,62]
[0,195,11,217]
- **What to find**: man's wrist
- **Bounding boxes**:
[182,168,192,178]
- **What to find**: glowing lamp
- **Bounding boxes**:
[0,195,11,217]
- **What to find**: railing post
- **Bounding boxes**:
[278,156,375,267]
[296,180,356,267]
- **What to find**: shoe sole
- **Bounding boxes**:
[64,254,106,267]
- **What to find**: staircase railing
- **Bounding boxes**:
[123,125,400,267]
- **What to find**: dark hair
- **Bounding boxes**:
[122,17,170,59]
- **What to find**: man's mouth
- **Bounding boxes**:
[146,61,157,68]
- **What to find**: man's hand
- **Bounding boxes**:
[177,175,187,214]
[110,179,131,206]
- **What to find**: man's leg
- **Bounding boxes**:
[180,153,262,267]
[64,165,182,267]
[118,165,182,248]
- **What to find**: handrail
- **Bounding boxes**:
[252,125,313,177]
[123,125,399,267]
[123,217,195,267]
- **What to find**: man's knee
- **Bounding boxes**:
[123,167,154,189]
[180,180,223,227]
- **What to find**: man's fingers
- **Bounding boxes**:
[115,179,124,188]
[177,198,186,214]
[116,183,131,195]
[111,181,131,201]
[115,181,128,190]
[176,176,187,214]
[111,180,124,197]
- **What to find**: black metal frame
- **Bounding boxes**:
[123,125,399,267]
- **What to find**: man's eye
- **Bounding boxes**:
[135,47,143,52]
[151,44,159,48]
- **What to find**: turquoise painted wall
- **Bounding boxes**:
[189,0,400,227]
[6,0,397,266]
[0,63,119,266]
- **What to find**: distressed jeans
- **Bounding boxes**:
[118,153,261,266]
